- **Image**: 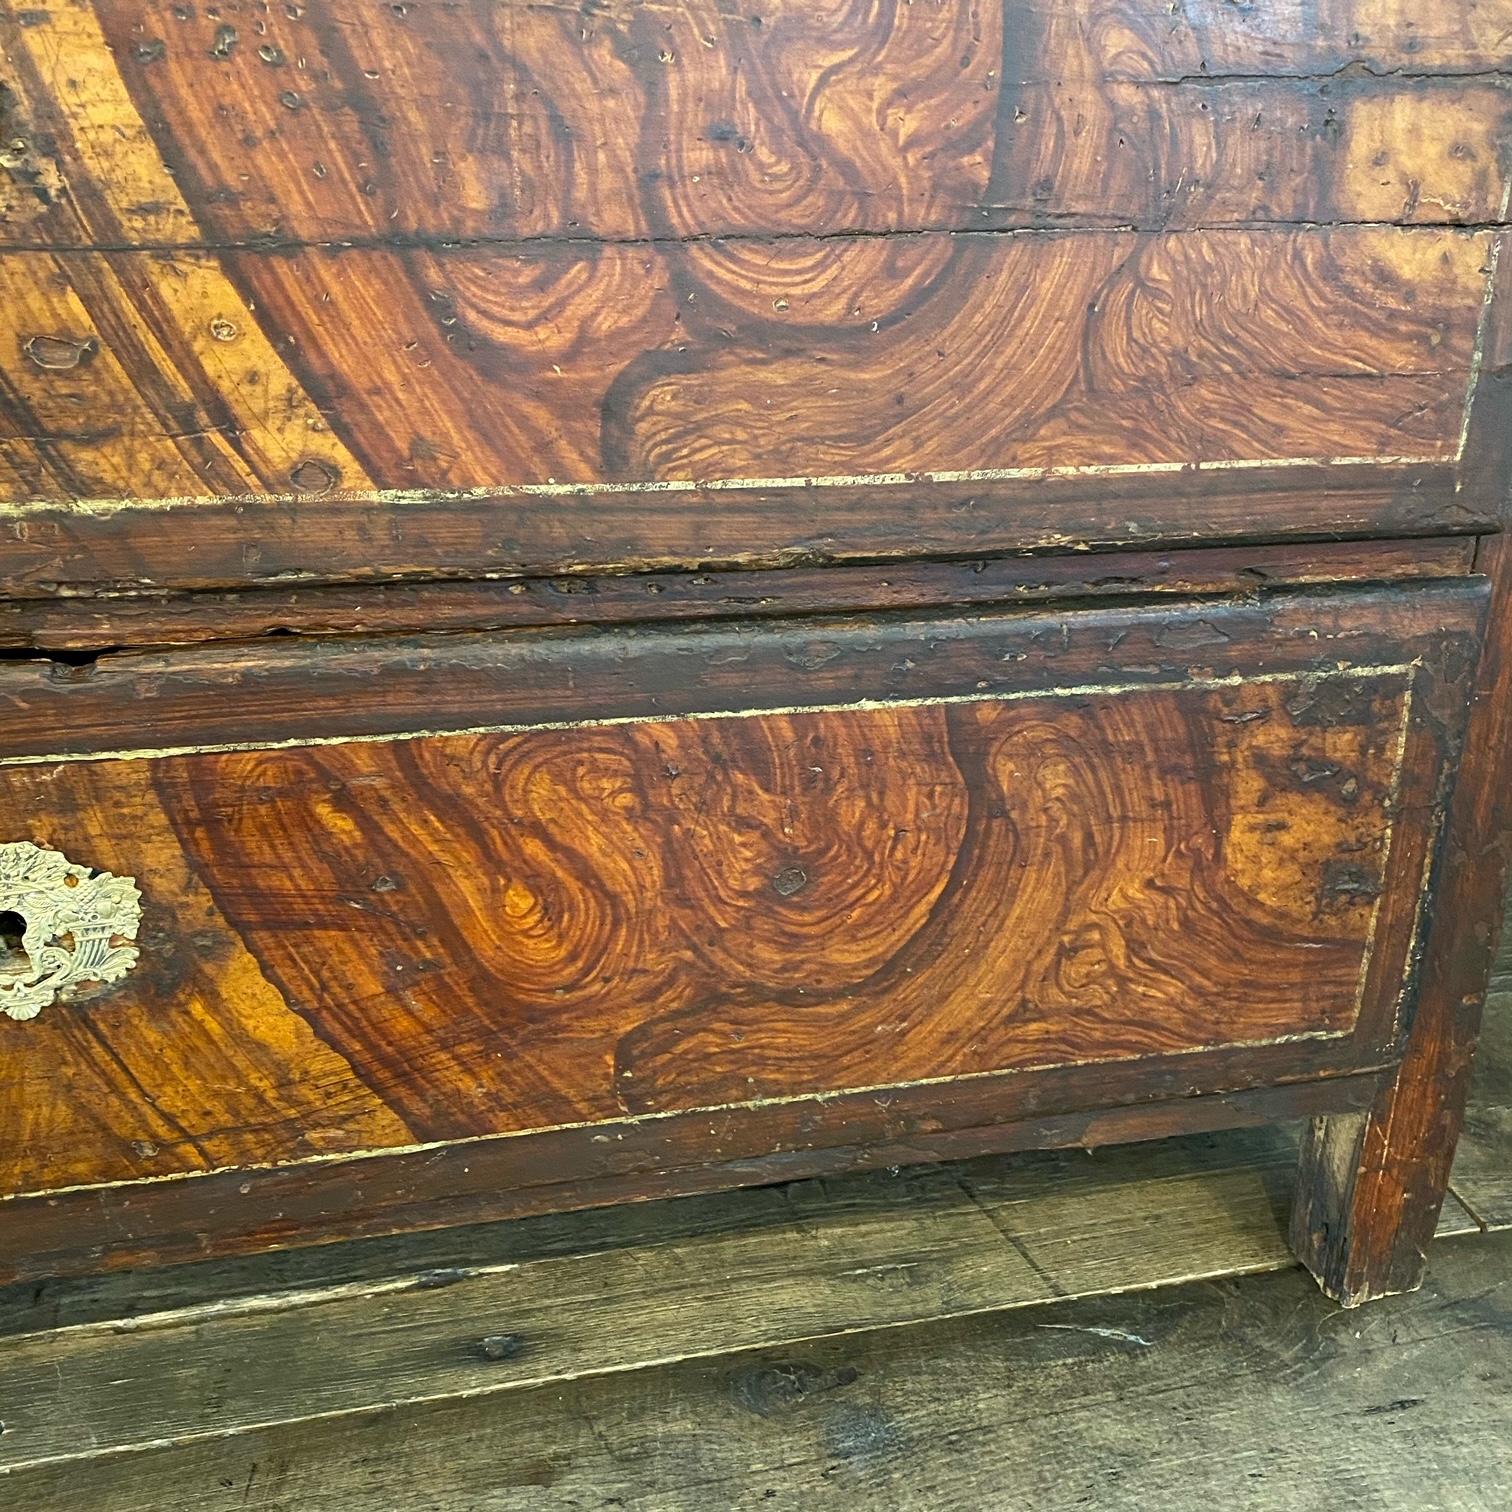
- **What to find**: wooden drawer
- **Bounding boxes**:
[0,580,1484,1277]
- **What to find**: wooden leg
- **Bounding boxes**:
[1292,1047,1484,1307]
[1293,531,1512,1305]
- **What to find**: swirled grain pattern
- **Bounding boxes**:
[0,227,1487,509]
[2,1,1507,246]
[0,657,1428,1191]
[1,0,1505,587]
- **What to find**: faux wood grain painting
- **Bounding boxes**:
[0,675,1391,1192]
[5,0,1509,245]
[0,582,1475,1203]
[0,0,1509,1307]
[0,228,1487,493]
[1,0,1508,589]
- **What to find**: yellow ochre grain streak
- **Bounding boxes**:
[1,3,369,500]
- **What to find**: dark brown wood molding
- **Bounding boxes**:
[1292,229,1512,1303]
[0,1068,1386,1284]
[0,579,1486,761]
[0,462,1482,600]
[0,537,1480,654]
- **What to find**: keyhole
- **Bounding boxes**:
[0,911,27,974]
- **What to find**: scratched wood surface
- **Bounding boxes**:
[0,0,1508,1311]
[0,1048,1500,1500]
[0,536,1483,654]
[11,1227,1502,1512]
[0,230,1487,501]
[0,1123,1486,1482]
[1438,843,1512,1229]
[1,0,1508,591]
[3,1,1510,247]
[0,655,1416,1192]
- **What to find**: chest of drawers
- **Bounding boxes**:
[1,0,1509,1305]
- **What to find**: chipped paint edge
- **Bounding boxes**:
[1,1028,1372,1207]
[0,454,1452,521]
[0,663,1416,768]
[1456,173,1512,465]
[1355,678,1422,1039]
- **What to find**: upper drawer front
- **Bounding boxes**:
[1,0,1507,591]
[0,582,1484,1210]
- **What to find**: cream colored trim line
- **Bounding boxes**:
[0,664,1418,768]
[1353,681,1419,1029]
[0,453,1449,519]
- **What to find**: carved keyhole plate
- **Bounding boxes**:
[0,842,142,1022]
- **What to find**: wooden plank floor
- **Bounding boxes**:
[2,925,1509,1508]
[13,1228,1506,1512]
[1447,935,1512,1231]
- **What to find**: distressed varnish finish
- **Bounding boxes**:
[0,0,1508,590]
[0,230,1488,501]
[0,584,1483,1277]
[0,579,1482,761]
[1292,228,1512,1303]
[3,1,1509,247]
[0,536,1478,655]
[0,677,1409,1188]
[0,0,1508,1302]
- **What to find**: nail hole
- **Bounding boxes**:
[478,1333,525,1362]
[289,458,339,493]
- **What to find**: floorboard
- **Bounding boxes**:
[10,1121,1479,1477]
[1447,930,1512,1228]
[7,1227,1509,1511]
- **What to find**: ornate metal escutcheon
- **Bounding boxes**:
[0,842,142,1022]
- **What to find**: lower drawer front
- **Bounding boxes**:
[0,581,1483,1270]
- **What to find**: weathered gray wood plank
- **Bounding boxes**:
[1448,905,1512,1229]
[0,899,1503,1491]
[7,1227,1509,1511]
[3,1114,1484,1343]
[0,1119,1480,1477]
